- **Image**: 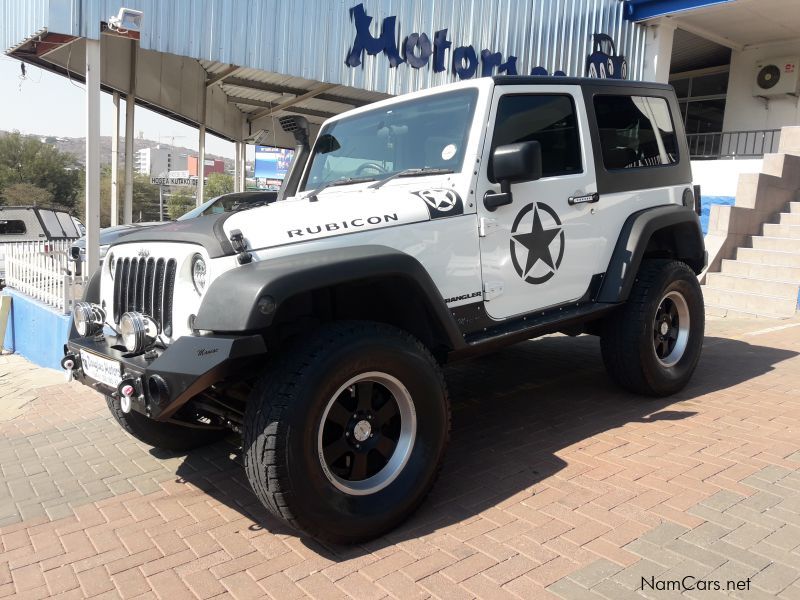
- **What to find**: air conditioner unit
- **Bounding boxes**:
[753,57,800,97]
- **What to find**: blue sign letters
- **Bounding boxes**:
[345,3,627,80]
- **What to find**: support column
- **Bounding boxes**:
[233,142,241,193]
[110,92,120,226]
[239,142,247,191]
[642,21,676,83]
[197,125,206,205]
[84,38,101,275]
[123,40,137,224]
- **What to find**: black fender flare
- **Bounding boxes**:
[82,269,103,304]
[193,245,465,350]
[597,205,706,303]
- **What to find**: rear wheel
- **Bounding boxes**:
[243,321,450,543]
[600,259,704,396]
[105,395,226,452]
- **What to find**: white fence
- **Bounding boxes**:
[2,240,85,314]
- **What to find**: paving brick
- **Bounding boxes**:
[443,552,499,583]
[334,572,386,600]
[752,562,800,595]
[566,558,622,589]
[76,565,115,596]
[722,523,773,548]
[483,554,537,585]
[111,567,151,599]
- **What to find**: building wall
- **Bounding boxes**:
[723,40,800,132]
[188,156,224,177]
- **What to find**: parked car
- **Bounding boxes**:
[65,77,705,543]
[176,190,278,221]
[0,206,81,286]
[70,191,278,271]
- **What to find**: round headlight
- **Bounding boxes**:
[119,312,159,354]
[73,301,105,337]
[191,254,207,295]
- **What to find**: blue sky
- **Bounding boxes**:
[0,56,236,158]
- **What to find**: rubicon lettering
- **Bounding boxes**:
[287,213,399,238]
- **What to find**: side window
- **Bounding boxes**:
[490,94,582,180]
[594,95,679,170]
[0,220,27,235]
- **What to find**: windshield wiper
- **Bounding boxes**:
[305,176,376,202]
[368,167,454,190]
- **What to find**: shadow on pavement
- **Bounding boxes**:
[169,333,797,557]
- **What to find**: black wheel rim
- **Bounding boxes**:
[318,372,416,495]
[653,290,690,367]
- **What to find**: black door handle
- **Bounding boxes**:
[484,191,513,212]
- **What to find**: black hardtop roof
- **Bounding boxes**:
[492,75,674,92]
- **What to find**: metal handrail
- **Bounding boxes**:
[686,129,781,160]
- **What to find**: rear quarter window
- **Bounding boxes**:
[0,220,26,235]
[594,95,679,170]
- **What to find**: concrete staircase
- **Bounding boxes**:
[704,200,800,318]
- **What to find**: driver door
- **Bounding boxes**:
[476,86,603,320]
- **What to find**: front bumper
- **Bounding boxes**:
[65,331,266,420]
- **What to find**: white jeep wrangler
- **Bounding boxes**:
[65,76,706,543]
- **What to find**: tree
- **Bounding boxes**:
[79,169,161,226]
[204,172,234,200]
[0,131,82,210]
[167,187,195,220]
[0,182,54,206]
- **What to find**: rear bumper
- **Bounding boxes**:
[65,332,266,420]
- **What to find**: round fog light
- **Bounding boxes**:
[73,301,105,337]
[119,312,160,354]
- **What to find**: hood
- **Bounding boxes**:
[109,213,235,258]
[111,179,466,257]
[223,180,465,252]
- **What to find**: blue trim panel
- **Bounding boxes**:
[2,289,71,371]
[624,0,734,21]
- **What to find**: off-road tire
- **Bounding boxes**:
[243,321,450,543]
[105,395,226,452]
[600,259,704,396]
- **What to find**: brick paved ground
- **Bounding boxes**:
[1,316,800,599]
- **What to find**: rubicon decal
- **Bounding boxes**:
[287,214,399,238]
[510,202,565,285]
[412,189,463,219]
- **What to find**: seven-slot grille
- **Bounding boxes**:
[113,257,177,336]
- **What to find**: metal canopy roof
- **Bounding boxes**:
[3,0,645,146]
[627,0,800,50]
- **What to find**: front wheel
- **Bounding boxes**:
[600,259,704,396]
[243,321,450,543]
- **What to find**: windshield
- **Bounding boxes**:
[301,88,479,191]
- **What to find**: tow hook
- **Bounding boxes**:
[117,379,137,413]
[61,354,78,382]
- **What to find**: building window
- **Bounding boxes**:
[0,220,27,235]
[490,94,582,180]
[671,70,729,135]
[594,95,679,170]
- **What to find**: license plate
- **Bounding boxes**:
[80,350,122,389]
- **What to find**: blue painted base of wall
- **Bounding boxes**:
[701,196,735,235]
[2,289,71,371]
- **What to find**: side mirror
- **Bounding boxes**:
[485,141,543,212]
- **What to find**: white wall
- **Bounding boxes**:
[724,40,800,132]
[691,159,763,197]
